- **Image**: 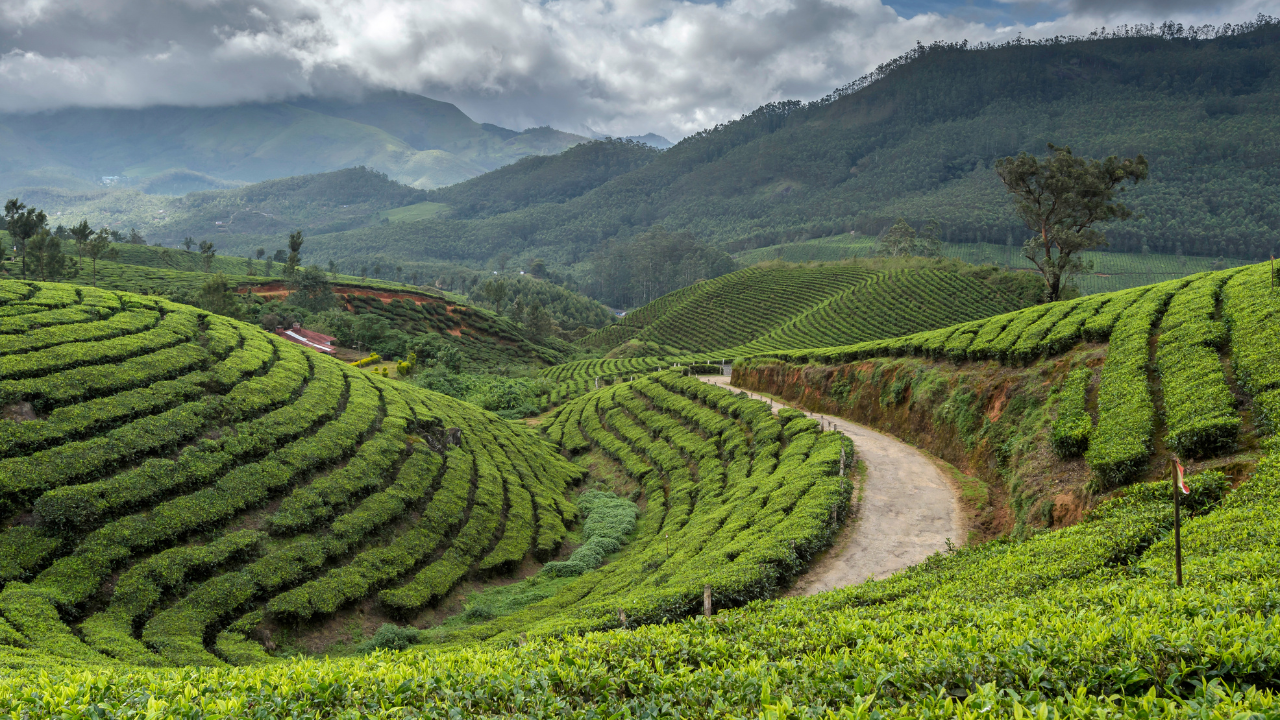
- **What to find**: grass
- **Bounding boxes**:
[379,201,449,223]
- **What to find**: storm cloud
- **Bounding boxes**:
[0,0,1270,139]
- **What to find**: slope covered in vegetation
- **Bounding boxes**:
[0,281,590,668]
[0,288,852,671]
[216,21,1280,278]
[579,261,1029,355]
[733,263,1278,520]
[736,234,1251,294]
[4,373,1279,716]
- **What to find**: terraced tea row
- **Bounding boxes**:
[460,370,853,640]
[343,293,568,366]
[731,270,1020,354]
[0,281,581,669]
[752,263,1279,492]
[580,265,878,353]
[6,432,1276,717]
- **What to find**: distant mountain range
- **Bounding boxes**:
[281,20,1278,272]
[0,91,592,194]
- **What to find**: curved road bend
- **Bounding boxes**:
[699,375,964,594]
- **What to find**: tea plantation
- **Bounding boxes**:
[4,263,1280,717]
[0,279,589,669]
[580,264,1025,355]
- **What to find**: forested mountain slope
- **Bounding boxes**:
[289,20,1280,273]
[0,91,587,194]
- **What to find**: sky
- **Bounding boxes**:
[0,0,1274,140]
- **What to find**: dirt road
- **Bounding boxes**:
[700,375,964,594]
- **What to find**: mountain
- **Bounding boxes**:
[587,130,674,149]
[282,21,1279,275]
[0,91,589,194]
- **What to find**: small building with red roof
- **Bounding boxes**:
[274,322,337,354]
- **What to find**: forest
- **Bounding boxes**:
[278,18,1279,276]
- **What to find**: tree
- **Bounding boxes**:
[126,227,145,245]
[395,265,403,284]
[875,219,942,259]
[182,237,195,253]
[438,344,464,373]
[245,254,255,276]
[285,230,303,277]
[528,258,547,278]
[875,219,917,257]
[526,302,554,341]
[197,273,244,318]
[372,263,382,279]
[4,199,47,279]
[198,240,216,272]
[481,278,508,314]
[26,229,50,279]
[351,313,391,350]
[360,265,368,280]
[996,144,1148,302]
[69,220,93,267]
[85,229,117,287]
[288,265,337,312]
[263,250,274,278]
[328,259,338,280]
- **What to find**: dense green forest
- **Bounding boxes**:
[273,19,1280,274]
[423,140,662,219]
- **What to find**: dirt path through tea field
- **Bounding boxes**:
[699,375,964,595]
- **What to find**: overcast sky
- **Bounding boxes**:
[0,0,1273,140]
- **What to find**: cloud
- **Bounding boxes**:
[0,0,1269,139]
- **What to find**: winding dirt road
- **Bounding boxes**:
[700,375,964,594]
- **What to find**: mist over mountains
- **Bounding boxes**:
[0,91,593,195]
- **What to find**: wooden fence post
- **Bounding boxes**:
[703,585,712,617]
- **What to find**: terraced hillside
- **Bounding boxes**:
[4,269,1280,716]
[582,264,1024,355]
[0,281,586,668]
[734,235,1248,294]
[0,252,571,367]
[6,377,1280,716]
[582,265,874,353]
[740,263,1278,497]
[0,285,853,670]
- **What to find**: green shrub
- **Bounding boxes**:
[1051,366,1094,458]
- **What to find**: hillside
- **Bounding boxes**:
[2,270,1280,714]
[274,21,1280,276]
[0,91,588,194]
[423,140,663,219]
[0,247,583,369]
[579,261,1032,355]
[736,235,1252,295]
[721,263,1280,530]
[0,287,850,668]
[11,167,436,245]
